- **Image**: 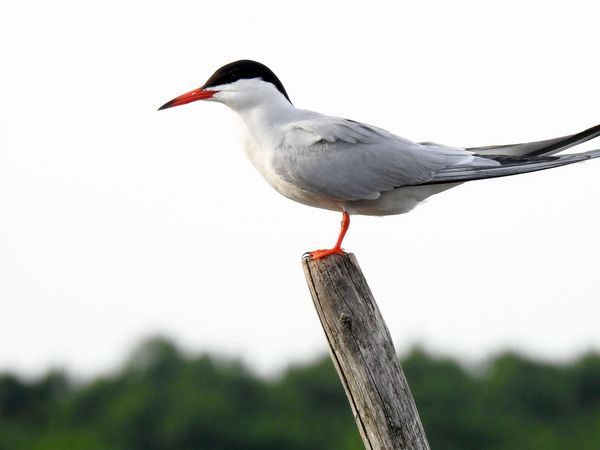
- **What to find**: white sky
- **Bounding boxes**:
[1,0,599,378]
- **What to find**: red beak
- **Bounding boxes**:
[158,87,216,110]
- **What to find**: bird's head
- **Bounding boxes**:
[158,60,292,112]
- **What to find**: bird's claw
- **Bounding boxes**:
[309,247,346,260]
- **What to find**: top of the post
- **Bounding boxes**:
[301,252,362,280]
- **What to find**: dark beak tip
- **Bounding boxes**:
[157,100,174,111]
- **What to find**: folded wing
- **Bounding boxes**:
[275,115,497,201]
[465,123,600,157]
[425,150,600,184]
[275,116,600,200]
[421,123,600,184]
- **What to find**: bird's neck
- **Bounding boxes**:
[234,99,299,145]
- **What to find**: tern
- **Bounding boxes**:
[159,60,600,259]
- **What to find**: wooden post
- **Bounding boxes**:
[302,253,430,450]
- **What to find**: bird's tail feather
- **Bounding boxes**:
[425,149,600,184]
[467,123,600,157]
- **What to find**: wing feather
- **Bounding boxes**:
[273,116,498,201]
[423,150,600,184]
[465,123,600,157]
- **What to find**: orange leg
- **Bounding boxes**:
[309,212,350,260]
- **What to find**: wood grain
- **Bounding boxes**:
[302,252,430,450]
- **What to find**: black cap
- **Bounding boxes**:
[202,60,291,104]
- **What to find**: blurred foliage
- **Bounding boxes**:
[1,338,599,450]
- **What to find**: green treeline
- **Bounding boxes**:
[1,338,599,450]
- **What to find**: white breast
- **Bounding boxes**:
[239,121,343,212]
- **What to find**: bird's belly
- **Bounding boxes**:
[343,183,462,216]
[270,175,344,212]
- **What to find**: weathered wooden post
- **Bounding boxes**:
[302,252,430,450]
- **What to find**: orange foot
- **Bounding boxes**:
[309,247,346,260]
[309,212,350,260]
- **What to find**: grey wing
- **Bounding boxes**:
[418,123,600,184]
[422,150,600,184]
[464,123,600,157]
[274,117,497,201]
